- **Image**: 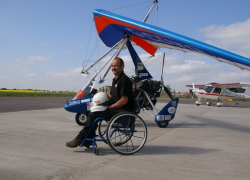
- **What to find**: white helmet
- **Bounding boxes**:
[90,92,109,112]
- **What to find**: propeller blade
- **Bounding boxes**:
[191,82,196,99]
[163,85,174,100]
[192,93,195,99]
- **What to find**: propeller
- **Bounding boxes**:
[191,82,196,99]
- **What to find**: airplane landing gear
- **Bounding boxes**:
[195,99,202,106]
[216,102,223,107]
[206,100,213,106]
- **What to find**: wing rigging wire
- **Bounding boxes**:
[147,7,157,25]
[108,1,152,12]
[83,20,94,68]
[130,4,153,21]
[85,38,101,66]
[159,2,184,36]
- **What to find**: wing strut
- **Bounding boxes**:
[160,52,174,100]
[160,52,165,86]
[99,37,128,83]
[127,39,153,80]
[81,39,124,76]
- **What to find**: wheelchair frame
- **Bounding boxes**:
[79,111,147,155]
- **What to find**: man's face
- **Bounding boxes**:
[111,58,124,77]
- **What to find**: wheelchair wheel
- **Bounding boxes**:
[106,112,147,155]
[98,120,108,144]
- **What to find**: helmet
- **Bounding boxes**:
[90,92,109,112]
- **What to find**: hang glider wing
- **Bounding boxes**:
[93,9,250,71]
[186,82,250,88]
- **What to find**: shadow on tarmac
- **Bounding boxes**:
[71,145,220,156]
[139,145,220,155]
[185,115,250,134]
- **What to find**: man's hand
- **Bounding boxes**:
[107,95,128,109]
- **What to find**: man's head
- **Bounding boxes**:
[111,57,124,78]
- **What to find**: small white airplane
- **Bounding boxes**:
[186,82,250,107]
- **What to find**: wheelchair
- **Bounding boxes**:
[79,110,147,155]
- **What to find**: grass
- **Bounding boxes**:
[0,91,77,97]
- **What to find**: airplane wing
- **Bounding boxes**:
[186,82,250,88]
[209,82,250,88]
[93,9,250,71]
[186,84,206,88]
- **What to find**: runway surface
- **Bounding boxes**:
[0,98,250,180]
[0,97,249,113]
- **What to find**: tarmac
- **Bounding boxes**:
[0,98,250,180]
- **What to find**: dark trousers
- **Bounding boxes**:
[78,108,125,139]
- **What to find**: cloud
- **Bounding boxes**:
[26,73,37,77]
[46,67,82,78]
[12,55,53,65]
[9,64,28,71]
[2,51,250,91]
[28,55,53,61]
[199,19,250,57]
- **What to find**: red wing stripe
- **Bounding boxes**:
[198,92,238,98]
[131,35,157,56]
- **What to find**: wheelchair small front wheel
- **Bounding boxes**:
[94,146,99,155]
[106,112,147,155]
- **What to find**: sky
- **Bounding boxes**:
[1,0,250,92]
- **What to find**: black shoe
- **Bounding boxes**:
[66,135,83,148]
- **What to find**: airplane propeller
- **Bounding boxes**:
[191,82,196,99]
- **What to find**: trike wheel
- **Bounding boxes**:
[157,121,169,128]
[75,113,87,126]
[106,112,147,155]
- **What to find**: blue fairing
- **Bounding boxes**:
[155,98,179,122]
[64,96,93,114]
[126,40,153,80]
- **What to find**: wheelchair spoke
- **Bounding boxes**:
[106,112,147,155]
[128,137,135,151]
[130,135,145,139]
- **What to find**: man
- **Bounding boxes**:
[66,57,134,148]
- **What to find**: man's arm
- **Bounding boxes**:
[107,95,128,109]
